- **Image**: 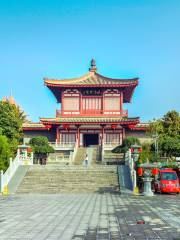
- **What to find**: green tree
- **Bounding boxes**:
[112,136,140,153]
[162,110,180,137]
[149,119,164,136]
[30,136,54,164]
[0,101,23,142]
[0,101,25,170]
[0,135,11,171]
[149,110,180,138]
[139,143,154,163]
[159,136,180,157]
[149,110,180,158]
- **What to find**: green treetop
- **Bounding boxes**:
[30,136,54,164]
[0,101,23,141]
[149,110,180,158]
[0,135,11,171]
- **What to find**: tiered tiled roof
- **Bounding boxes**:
[130,123,149,131]
[40,117,139,125]
[23,122,47,130]
[44,72,138,87]
[23,120,150,130]
[44,60,138,103]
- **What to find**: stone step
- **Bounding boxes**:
[74,147,87,165]
[17,164,119,194]
[17,185,118,190]
[22,179,117,182]
[23,178,117,181]
[17,187,118,191]
[20,182,117,186]
[24,172,117,175]
[26,171,117,175]
[28,165,117,170]
[27,167,117,170]
[21,177,117,181]
[17,189,118,194]
[17,186,118,189]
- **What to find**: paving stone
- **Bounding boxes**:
[0,193,179,239]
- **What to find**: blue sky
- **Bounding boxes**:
[0,0,180,122]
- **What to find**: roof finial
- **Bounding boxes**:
[89,58,97,72]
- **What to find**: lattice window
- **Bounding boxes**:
[104,97,120,110]
[105,133,122,144]
[61,134,76,143]
[64,97,79,110]
[82,97,102,110]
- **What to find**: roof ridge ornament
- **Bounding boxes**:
[89,58,97,72]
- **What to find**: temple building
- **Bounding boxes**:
[23,60,149,163]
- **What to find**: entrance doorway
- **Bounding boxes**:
[83,134,99,147]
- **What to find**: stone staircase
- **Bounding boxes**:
[103,150,124,165]
[47,151,71,165]
[74,147,86,165]
[91,145,101,164]
[16,165,119,194]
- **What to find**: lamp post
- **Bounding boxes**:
[139,163,159,196]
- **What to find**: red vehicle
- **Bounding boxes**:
[154,168,180,194]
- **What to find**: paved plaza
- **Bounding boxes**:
[0,193,180,240]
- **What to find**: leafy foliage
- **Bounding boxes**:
[139,143,154,163]
[149,110,180,157]
[16,106,27,123]
[0,135,11,171]
[149,119,164,136]
[162,110,180,137]
[113,110,180,161]
[112,136,140,153]
[30,136,54,163]
[159,136,180,157]
[149,110,180,137]
[0,101,24,170]
[0,101,23,141]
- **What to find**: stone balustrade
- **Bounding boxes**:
[0,151,33,193]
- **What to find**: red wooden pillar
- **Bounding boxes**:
[61,91,64,115]
[120,91,123,113]
[102,126,104,144]
[122,127,125,141]
[80,93,83,115]
[101,124,105,146]
[102,90,105,114]
[76,125,80,147]
[56,126,60,144]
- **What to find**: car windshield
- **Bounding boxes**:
[161,172,177,180]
